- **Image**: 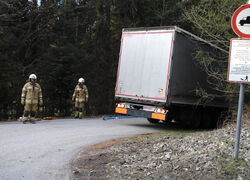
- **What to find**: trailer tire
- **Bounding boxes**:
[147,118,160,124]
[172,106,201,128]
[200,107,225,129]
[200,109,212,129]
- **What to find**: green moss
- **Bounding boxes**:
[220,158,249,177]
[224,139,234,146]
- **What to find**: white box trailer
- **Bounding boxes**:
[115,26,227,128]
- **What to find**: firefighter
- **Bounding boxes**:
[21,74,43,124]
[72,78,89,118]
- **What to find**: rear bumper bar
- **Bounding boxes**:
[115,107,166,120]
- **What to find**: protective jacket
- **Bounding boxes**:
[21,82,43,105]
[72,84,88,103]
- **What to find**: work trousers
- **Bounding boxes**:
[74,102,86,118]
[23,103,38,121]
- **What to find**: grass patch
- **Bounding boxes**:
[220,158,250,178]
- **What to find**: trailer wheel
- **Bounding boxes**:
[173,107,201,128]
[200,108,224,129]
[200,109,212,129]
[147,118,160,124]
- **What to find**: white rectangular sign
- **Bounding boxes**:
[228,38,250,83]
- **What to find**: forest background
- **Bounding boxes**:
[0,0,247,120]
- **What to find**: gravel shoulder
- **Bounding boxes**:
[71,124,250,180]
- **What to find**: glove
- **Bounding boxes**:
[39,100,43,106]
[21,99,25,105]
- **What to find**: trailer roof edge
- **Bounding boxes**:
[174,26,228,54]
[122,26,228,54]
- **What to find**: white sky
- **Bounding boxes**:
[28,0,41,6]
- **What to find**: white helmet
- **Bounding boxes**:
[29,74,37,79]
[78,78,85,83]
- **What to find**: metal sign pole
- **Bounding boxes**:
[230,1,250,159]
[233,83,245,158]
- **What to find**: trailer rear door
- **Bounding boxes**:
[115,29,175,103]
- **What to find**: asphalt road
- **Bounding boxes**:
[0,117,167,180]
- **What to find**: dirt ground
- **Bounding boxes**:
[71,124,250,180]
[71,139,123,180]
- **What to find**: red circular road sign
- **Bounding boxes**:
[232,4,250,38]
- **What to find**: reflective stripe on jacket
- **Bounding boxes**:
[21,82,42,104]
[72,84,88,102]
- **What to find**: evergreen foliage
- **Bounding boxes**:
[184,0,248,104]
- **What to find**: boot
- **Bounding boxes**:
[30,116,37,124]
[22,115,29,124]
[74,111,79,118]
[79,112,83,119]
